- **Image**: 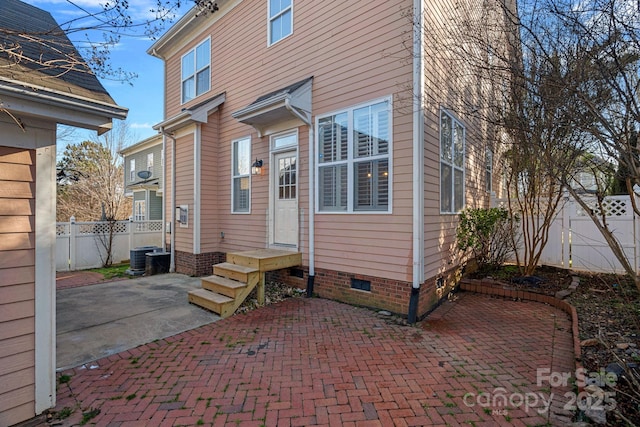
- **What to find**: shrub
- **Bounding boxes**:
[456,207,515,274]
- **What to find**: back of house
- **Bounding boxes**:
[150,0,508,319]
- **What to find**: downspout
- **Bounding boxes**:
[307,125,315,297]
[159,128,177,273]
[161,134,167,252]
[193,124,201,255]
[408,0,426,324]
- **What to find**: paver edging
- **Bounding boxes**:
[459,278,584,393]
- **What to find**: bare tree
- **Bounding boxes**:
[0,1,221,83]
[421,0,640,285]
[57,121,134,266]
[57,120,133,221]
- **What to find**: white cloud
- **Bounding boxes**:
[130,122,155,129]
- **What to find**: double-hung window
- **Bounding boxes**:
[181,38,210,103]
[440,110,465,213]
[268,0,293,45]
[232,137,251,213]
[485,148,493,193]
[317,98,391,213]
[129,159,136,182]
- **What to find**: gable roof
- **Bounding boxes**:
[0,0,112,100]
[0,0,127,132]
[119,133,163,156]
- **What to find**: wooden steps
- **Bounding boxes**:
[188,249,301,318]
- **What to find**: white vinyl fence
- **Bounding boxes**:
[56,219,163,271]
[495,195,640,274]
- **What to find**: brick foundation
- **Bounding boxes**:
[176,250,465,318]
[268,265,463,318]
[175,251,226,276]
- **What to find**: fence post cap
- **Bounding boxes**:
[70,216,76,223]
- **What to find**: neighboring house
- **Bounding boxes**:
[571,154,617,194]
[148,1,510,320]
[120,134,164,221]
[0,1,127,425]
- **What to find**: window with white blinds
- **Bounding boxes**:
[232,137,251,213]
[440,110,466,213]
[317,98,391,213]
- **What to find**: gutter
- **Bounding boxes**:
[159,128,177,272]
[307,126,315,297]
[0,78,128,119]
[409,0,426,324]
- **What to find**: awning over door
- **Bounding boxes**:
[232,77,313,136]
[153,92,226,133]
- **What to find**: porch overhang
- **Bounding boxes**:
[126,178,160,191]
[153,92,226,133]
[231,77,313,137]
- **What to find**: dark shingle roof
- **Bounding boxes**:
[0,0,110,97]
[253,77,313,104]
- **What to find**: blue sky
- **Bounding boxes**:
[23,0,193,147]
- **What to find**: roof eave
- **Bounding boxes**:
[0,80,128,134]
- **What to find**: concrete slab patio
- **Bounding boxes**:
[56,273,220,370]
[49,293,576,426]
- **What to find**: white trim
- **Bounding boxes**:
[118,134,162,156]
[148,0,242,60]
[170,132,177,271]
[486,147,493,193]
[161,134,167,252]
[0,77,128,117]
[193,124,201,254]
[439,108,466,214]
[412,0,425,286]
[35,144,56,414]
[269,130,299,247]
[180,36,212,105]
[315,95,393,214]
[308,126,315,275]
[267,0,294,46]
[231,136,252,214]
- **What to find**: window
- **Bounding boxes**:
[317,98,391,213]
[486,148,493,193]
[232,137,251,213]
[147,153,154,171]
[440,110,465,213]
[134,200,146,221]
[181,38,210,103]
[268,0,292,45]
[129,159,136,182]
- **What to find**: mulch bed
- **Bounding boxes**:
[481,266,640,426]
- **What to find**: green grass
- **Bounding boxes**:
[88,263,130,280]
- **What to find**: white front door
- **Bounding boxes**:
[272,150,298,246]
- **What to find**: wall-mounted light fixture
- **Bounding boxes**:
[251,159,263,175]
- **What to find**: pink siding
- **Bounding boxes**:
[174,134,195,253]
[200,119,221,252]
[161,0,415,280]
[422,0,504,281]
[0,147,35,426]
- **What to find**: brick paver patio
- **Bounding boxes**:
[50,293,575,426]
